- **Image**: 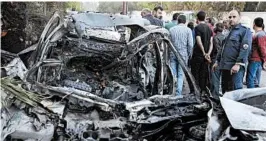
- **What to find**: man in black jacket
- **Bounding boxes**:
[211,23,225,99]
[212,10,252,93]
[141,8,163,27]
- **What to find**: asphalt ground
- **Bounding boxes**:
[254,70,266,87]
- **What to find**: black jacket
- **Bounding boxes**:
[216,24,252,70]
[143,14,163,27]
[212,32,225,60]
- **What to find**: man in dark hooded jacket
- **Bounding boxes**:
[141,8,163,27]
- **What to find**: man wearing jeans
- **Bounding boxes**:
[169,15,193,95]
[247,17,266,88]
[211,23,225,99]
[213,10,252,93]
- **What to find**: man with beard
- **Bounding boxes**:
[141,8,163,27]
[153,6,163,20]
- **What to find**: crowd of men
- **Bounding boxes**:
[140,7,266,97]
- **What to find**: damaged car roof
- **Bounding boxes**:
[71,12,148,28]
[72,12,115,28]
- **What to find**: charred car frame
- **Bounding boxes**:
[1,11,212,141]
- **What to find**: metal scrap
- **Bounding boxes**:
[205,87,266,141]
[1,11,208,141]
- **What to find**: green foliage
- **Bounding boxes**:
[97,2,264,13]
[163,2,184,11]
[128,2,141,11]
[227,2,246,11]
[136,2,161,11]
[64,2,84,11]
[97,2,123,13]
[97,2,148,13]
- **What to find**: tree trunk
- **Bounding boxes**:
[256,2,261,12]
[44,2,47,16]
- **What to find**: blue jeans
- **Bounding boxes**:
[211,67,221,100]
[170,58,185,96]
[247,61,262,88]
[221,66,245,94]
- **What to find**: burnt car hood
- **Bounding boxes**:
[221,88,266,132]
[206,87,266,141]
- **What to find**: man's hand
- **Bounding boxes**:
[203,52,206,56]
[204,54,210,60]
[263,62,266,70]
[212,62,218,72]
[231,64,240,74]
[205,54,211,63]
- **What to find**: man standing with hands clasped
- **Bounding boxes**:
[212,10,252,93]
[191,11,213,95]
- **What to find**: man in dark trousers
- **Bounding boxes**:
[213,10,252,93]
[211,23,225,99]
[191,11,213,94]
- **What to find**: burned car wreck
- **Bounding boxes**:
[206,87,266,141]
[1,11,216,141]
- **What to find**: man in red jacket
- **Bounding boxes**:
[206,17,215,36]
[247,17,266,88]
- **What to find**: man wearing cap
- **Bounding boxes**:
[169,15,193,96]
[213,10,252,93]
